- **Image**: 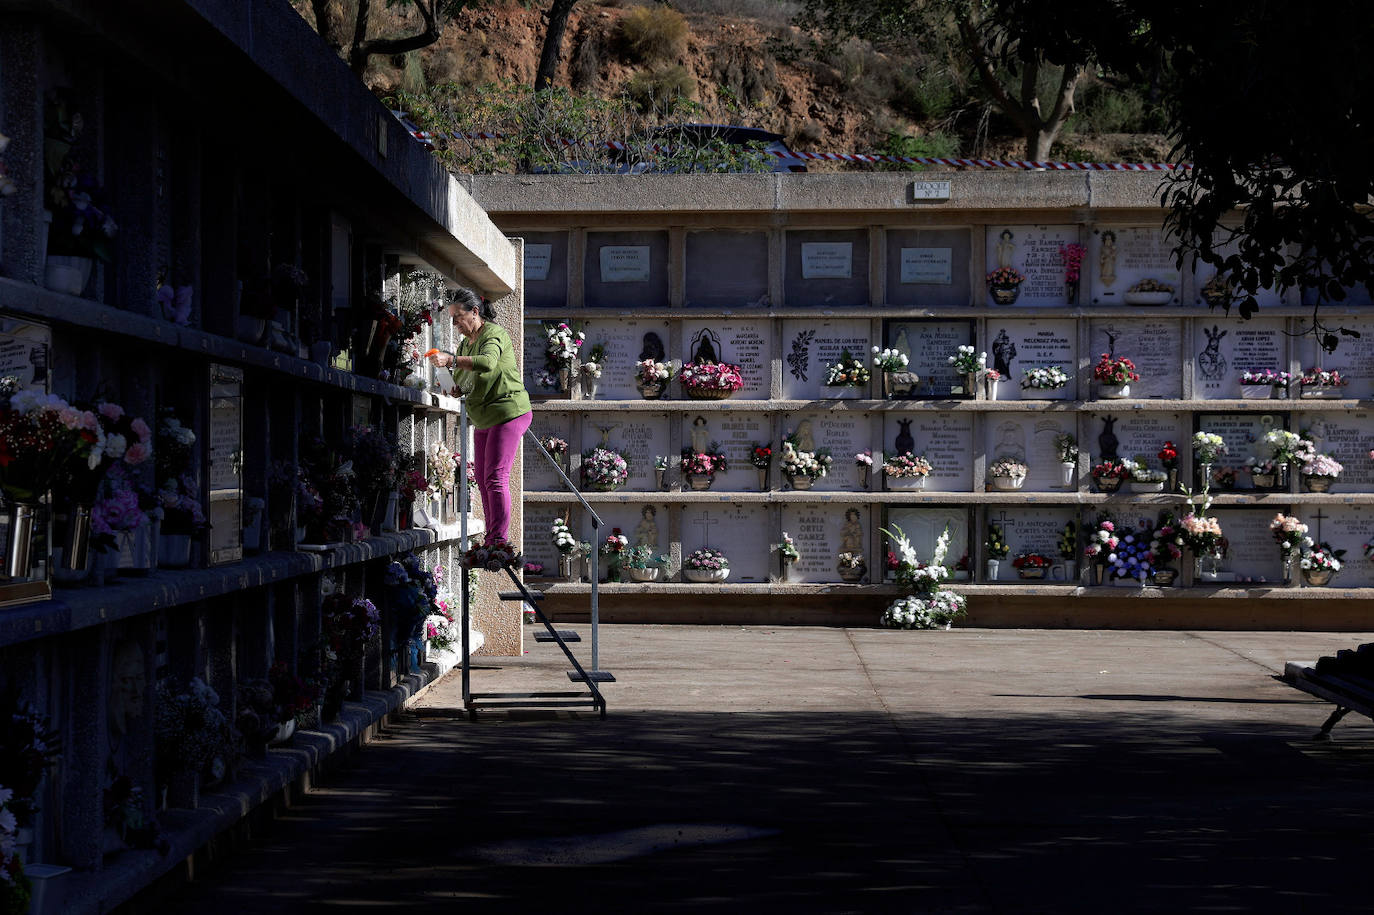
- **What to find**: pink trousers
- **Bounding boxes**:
[473,411,531,544]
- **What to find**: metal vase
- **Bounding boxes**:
[5,503,35,578]
[61,505,92,571]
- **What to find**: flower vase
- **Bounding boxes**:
[1282,555,1293,584]
[887,475,927,491]
[1063,560,1078,582]
[628,567,661,582]
[989,284,1021,305]
[558,553,574,580]
[1060,462,1076,487]
[1098,383,1130,399]
[1152,568,1177,586]
[1251,472,1277,489]
[655,468,666,491]
[1240,384,1274,400]
[159,533,193,569]
[1194,553,1221,582]
[636,379,666,400]
[1093,564,1105,585]
[1064,280,1078,304]
[985,559,1000,580]
[757,467,769,491]
[1166,468,1179,493]
[4,502,35,579]
[1302,474,1335,493]
[837,565,865,584]
[165,770,200,810]
[984,378,999,401]
[1197,463,1213,490]
[963,372,978,396]
[788,474,814,491]
[1303,568,1334,587]
[858,466,870,489]
[686,474,714,491]
[584,378,599,400]
[557,366,571,393]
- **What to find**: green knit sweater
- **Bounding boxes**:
[454,322,531,429]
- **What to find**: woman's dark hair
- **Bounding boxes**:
[452,286,497,320]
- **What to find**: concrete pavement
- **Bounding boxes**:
[154,626,1374,913]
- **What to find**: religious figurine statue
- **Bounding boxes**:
[1098,416,1119,461]
[1099,230,1118,287]
[690,415,710,454]
[893,329,913,365]
[995,229,1016,270]
[794,419,816,453]
[992,329,1016,379]
[691,328,721,365]
[634,504,659,550]
[639,331,666,362]
[894,418,914,455]
[108,639,146,736]
[840,507,864,554]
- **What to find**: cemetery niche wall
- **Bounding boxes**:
[486,193,1374,622]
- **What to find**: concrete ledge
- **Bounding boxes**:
[61,662,459,915]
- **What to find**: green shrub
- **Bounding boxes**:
[626,65,696,112]
[618,5,689,63]
[877,131,960,171]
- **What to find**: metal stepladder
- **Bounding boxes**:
[461,421,613,719]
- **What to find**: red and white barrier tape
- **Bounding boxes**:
[392,111,1189,171]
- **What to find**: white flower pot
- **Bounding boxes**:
[45,255,93,295]
[627,567,661,582]
[1060,462,1076,487]
[885,475,927,491]
[1097,383,1130,399]
[1128,481,1165,493]
[990,475,1025,491]
[1123,290,1173,305]
[985,559,1001,580]
[683,568,729,583]
[1240,384,1275,399]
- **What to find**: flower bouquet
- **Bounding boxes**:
[634,358,676,399]
[1211,465,1238,490]
[823,349,871,396]
[1192,431,1228,466]
[882,452,932,490]
[836,550,867,583]
[580,446,630,491]
[750,442,773,490]
[623,544,670,582]
[1060,242,1086,301]
[1270,513,1311,579]
[1020,365,1071,396]
[683,547,730,583]
[983,522,1009,579]
[680,444,728,490]
[155,677,233,803]
[461,538,522,571]
[1082,514,1119,584]
[1108,525,1155,584]
[539,322,584,392]
[1091,459,1129,493]
[1092,353,1139,397]
[678,361,744,400]
[1126,456,1168,493]
[1124,278,1174,305]
[855,450,873,487]
[1011,552,1053,580]
[780,437,832,489]
[986,266,1026,304]
[1239,369,1291,399]
[948,345,987,395]
[1299,452,1343,493]
[1056,434,1079,486]
[1299,367,1347,398]
[873,347,917,398]
[1179,495,1226,580]
[1299,542,1344,586]
[580,342,606,398]
[872,347,909,373]
[1149,511,1184,585]
[881,524,965,628]
[987,456,1027,491]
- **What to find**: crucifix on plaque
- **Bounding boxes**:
[991,510,1018,531]
[1311,508,1327,544]
[692,510,721,549]
[595,423,621,448]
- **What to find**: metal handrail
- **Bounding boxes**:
[524,430,603,671]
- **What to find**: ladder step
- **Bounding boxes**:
[499,590,542,601]
[568,670,617,683]
[534,630,581,642]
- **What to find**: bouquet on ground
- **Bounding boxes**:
[680,444,728,477]
[580,446,630,490]
[882,452,932,479]
[881,524,966,629]
[678,361,744,395]
[1021,366,1071,391]
[780,437,832,480]
[1192,431,1228,465]
[872,347,909,372]
[1270,513,1311,561]
[823,349,871,387]
[461,538,521,570]
[1093,353,1140,387]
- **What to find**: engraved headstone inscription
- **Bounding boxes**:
[782,319,872,400]
[984,225,1080,306]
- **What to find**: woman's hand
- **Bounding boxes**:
[426,349,454,368]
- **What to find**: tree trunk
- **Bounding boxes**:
[311,0,344,52]
[534,0,579,91]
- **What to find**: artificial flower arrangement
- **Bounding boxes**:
[882,452,932,478]
[1177,484,1226,562]
[0,686,59,830]
[1157,441,1179,470]
[775,533,801,564]
[1192,431,1228,464]
[538,322,584,389]
[984,522,1010,560]
[881,523,966,629]
[580,446,630,490]
[1082,514,1119,566]
[634,358,676,389]
[580,342,606,381]
[1106,523,1155,582]
[855,450,873,469]
[154,676,234,788]
[1150,510,1184,570]
[236,663,321,747]
[1211,466,1239,489]
[1259,429,1303,465]
[1301,543,1345,575]
[297,434,362,541]
[0,385,99,506]
[1270,513,1311,564]
[680,443,728,478]
[1011,552,1053,576]
[986,266,1026,288]
[987,456,1028,480]
[684,548,729,571]
[385,552,439,642]
[837,551,866,572]
[346,424,399,508]
[542,436,569,458]
[551,517,578,554]
[92,465,148,555]
[949,345,988,377]
[1021,366,1071,390]
[872,347,909,372]
[779,436,833,480]
[1091,459,1129,481]
[622,544,669,572]
[460,538,521,571]
[1244,456,1285,479]
[599,529,629,580]
[1299,367,1347,389]
[64,398,153,508]
[424,588,462,655]
[1126,456,1168,485]
[426,440,460,497]
[1057,521,1077,562]
[1055,434,1079,466]
[1298,449,1343,481]
[156,407,207,536]
[1128,278,1173,295]
[1092,353,1140,387]
[750,443,773,469]
[823,349,871,387]
[678,361,745,396]
[1060,243,1086,285]
[1240,369,1292,388]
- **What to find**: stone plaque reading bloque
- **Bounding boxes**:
[681,320,768,399]
[582,319,672,400]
